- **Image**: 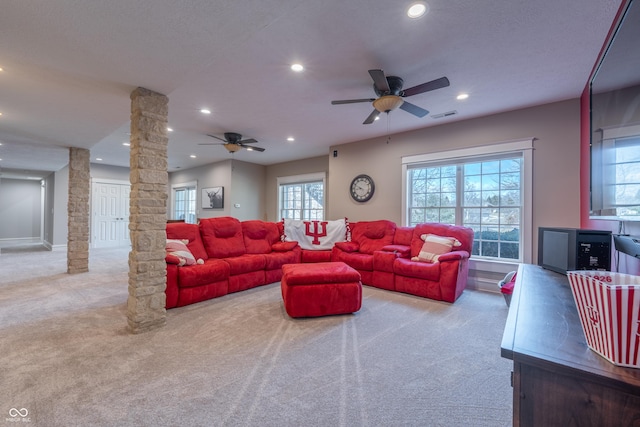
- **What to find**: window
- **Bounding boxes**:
[403,140,533,263]
[172,182,197,223]
[591,125,640,220]
[277,173,325,220]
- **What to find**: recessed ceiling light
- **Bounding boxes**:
[190,154,196,158]
[122,142,130,146]
[96,158,103,161]
[167,127,173,132]
[407,2,429,19]
[457,93,469,100]
[200,109,211,114]
[291,63,304,72]
[287,137,295,142]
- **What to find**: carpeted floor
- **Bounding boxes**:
[0,247,513,426]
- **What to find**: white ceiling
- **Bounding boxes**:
[0,0,622,179]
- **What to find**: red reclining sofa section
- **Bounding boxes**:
[165,217,473,309]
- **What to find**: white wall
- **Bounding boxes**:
[0,178,43,240]
[43,173,55,247]
[169,159,234,220]
[230,160,266,220]
[91,163,130,181]
[52,166,69,247]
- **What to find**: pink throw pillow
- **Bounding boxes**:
[166,239,201,266]
[411,234,461,263]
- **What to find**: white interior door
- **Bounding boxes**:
[92,180,130,248]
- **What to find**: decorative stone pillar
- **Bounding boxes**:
[127,87,168,333]
[67,147,90,274]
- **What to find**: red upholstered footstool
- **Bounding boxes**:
[281,262,362,318]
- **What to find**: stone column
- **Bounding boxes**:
[67,147,90,274]
[127,87,168,333]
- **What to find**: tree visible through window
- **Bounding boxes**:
[279,180,324,220]
[407,154,523,261]
[592,134,640,218]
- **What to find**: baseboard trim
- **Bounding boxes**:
[468,277,502,294]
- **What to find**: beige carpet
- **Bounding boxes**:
[0,247,513,426]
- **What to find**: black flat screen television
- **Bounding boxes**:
[589,0,640,221]
[538,227,612,274]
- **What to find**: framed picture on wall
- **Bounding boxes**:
[202,186,224,209]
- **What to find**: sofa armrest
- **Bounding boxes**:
[165,263,179,309]
[334,241,360,253]
[381,244,410,258]
[272,241,299,252]
[373,249,401,272]
[437,250,470,262]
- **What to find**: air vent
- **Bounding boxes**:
[431,110,458,119]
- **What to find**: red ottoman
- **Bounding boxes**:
[281,262,362,318]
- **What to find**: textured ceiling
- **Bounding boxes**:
[0,0,623,178]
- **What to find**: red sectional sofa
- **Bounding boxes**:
[165,216,473,308]
[166,217,300,308]
[333,221,474,303]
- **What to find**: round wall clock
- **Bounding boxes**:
[350,174,375,202]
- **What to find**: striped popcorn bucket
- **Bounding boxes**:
[567,271,640,368]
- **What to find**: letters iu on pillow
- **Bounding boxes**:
[411,234,461,263]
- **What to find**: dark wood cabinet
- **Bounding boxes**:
[501,264,640,426]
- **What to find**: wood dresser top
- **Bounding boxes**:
[501,263,640,389]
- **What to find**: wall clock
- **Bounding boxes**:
[350,174,375,202]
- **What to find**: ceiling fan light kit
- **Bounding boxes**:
[331,69,449,124]
[373,95,404,113]
[224,143,241,153]
[199,132,265,153]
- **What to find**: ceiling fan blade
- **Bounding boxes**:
[363,109,381,125]
[331,98,376,105]
[198,142,224,146]
[239,138,258,144]
[368,69,390,93]
[207,134,226,142]
[243,145,265,152]
[402,76,450,97]
[399,101,429,118]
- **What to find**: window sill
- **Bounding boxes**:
[469,257,520,275]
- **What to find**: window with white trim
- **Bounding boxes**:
[277,173,325,220]
[402,140,533,263]
[591,125,640,219]
[172,182,197,223]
